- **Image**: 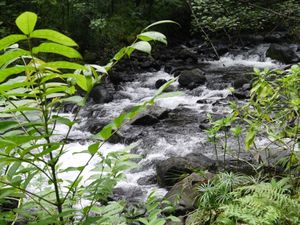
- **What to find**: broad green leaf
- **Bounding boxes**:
[61,166,84,172]
[143,20,179,31]
[32,43,82,59]
[15,12,37,35]
[52,115,75,127]
[88,142,100,155]
[0,49,29,67]
[61,96,85,106]
[245,126,256,151]
[97,124,113,141]
[130,41,151,54]
[0,76,28,89]
[0,66,29,83]
[156,91,183,99]
[113,47,127,61]
[89,64,107,74]
[155,77,177,97]
[0,121,19,134]
[6,162,21,180]
[41,61,86,70]
[138,31,167,45]
[0,34,27,51]
[30,29,78,46]
[62,73,87,91]
[113,113,126,129]
[0,135,43,148]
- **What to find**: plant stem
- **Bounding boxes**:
[223,130,228,169]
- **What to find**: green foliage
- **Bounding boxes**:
[240,67,299,168]
[0,0,186,61]
[0,12,178,224]
[218,178,300,225]
[190,0,300,35]
[188,173,300,225]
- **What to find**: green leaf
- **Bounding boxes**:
[0,66,29,83]
[88,142,100,155]
[6,162,21,180]
[61,166,84,172]
[0,34,27,51]
[0,49,30,68]
[32,43,82,59]
[0,121,19,134]
[138,31,167,45]
[113,113,126,129]
[113,47,127,61]
[52,115,75,127]
[15,11,37,35]
[30,29,78,46]
[245,126,256,151]
[97,124,113,141]
[143,20,179,31]
[61,96,85,106]
[62,73,88,91]
[41,61,86,70]
[130,41,151,54]
[155,77,177,97]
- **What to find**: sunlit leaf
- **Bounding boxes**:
[0,35,27,51]
[30,29,78,46]
[15,11,37,35]
[129,41,151,54]
[32,43,82,59]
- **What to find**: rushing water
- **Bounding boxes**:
[53,45,281,202]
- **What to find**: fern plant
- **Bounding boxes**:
[218,178,300,225]
[0,11,178,225]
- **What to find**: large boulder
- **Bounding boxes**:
[131,106,170,126]
[89,83,114,104]
[156,153,216,187]
[178,68,206,89]
[164,172,214,215]
[266,43,300,64]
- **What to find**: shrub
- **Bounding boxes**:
[190,0,300,35]
[0,11,177,224]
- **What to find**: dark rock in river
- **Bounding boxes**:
[266,43,300,64]
[164,172,214,215]
[137,175,157,185]
[232,78,250,89]
[176,48,198,63]
[132,114,159,126]
[113,186,144,203]
[155,79,168,89]
[131,106,170,126]
[89,83,114,104]
[178,68,206,89]
[156,153,216,187]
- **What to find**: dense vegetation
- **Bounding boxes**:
[0,11,179,224]
[0,0,188,62]
[0,1,300,225]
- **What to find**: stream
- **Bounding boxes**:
[50,43,282,203]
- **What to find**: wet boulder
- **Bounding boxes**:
[131,106,170,126]
[89,84,114,104]
[232,78,251,89]
[137,175,157,185]
[176,48,198,63]
[164,172,214,215]
[266,43,300,64]
[178,68,206,89]
[112,185,144,203]
[156,153,216,187]
[155,79,167,89]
